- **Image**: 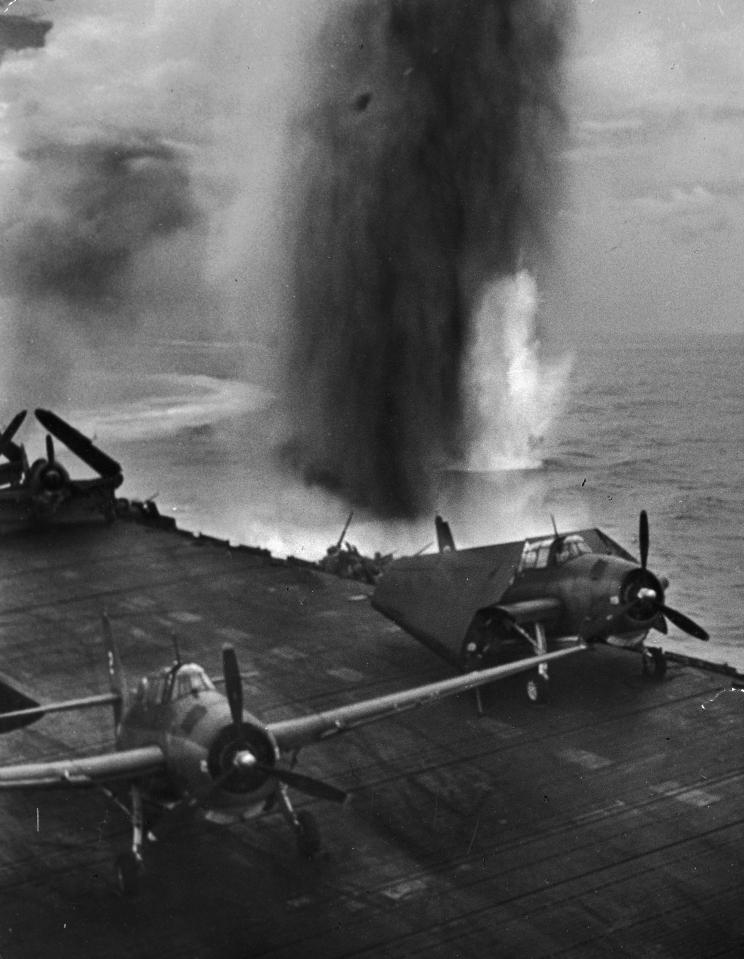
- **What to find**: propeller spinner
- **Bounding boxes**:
[218,645,346,803]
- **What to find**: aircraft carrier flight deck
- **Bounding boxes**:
[0,504,740,959]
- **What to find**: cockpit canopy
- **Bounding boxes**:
[518,534,592,572]
[136,663,216,709]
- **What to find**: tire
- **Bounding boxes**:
[526,672,549,704]
[296,810,321,859]
[115,852,142,897]
[643,648,667,681]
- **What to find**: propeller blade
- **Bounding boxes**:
[258,763,347,804]
[657,603,709,641]
[45,434,55,464]
[639,509,649,570]
[0,410,27,462]
[35,409,122,479]
[222,645,243,732]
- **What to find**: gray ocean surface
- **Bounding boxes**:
[64,332,743,672]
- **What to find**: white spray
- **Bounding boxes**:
[465,271,572,471]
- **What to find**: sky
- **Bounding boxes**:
[0,0,742,358]
[549,0,744,341]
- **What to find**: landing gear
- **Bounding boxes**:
[526,623,550,704]
[104,783,146,896]
[295,810,321,859]
[526,671,549,704]
[115,850,143,897]
[277,783,321,859]
[642,646,667,681]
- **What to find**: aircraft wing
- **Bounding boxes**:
[35,409,122,480]
[0,692,121,732]
[268,646,583,752]
[0,486,28,503]
[69,476,123,494]
[0,744,165,789]
[494,597,563,624]
[0,462,23,488]
[372,540,525,663]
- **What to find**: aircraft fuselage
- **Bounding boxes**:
[500,553,663,644]
[119,677,279,817]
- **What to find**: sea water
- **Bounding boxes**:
[58,332,743,672]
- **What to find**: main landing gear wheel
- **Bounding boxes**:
[115,851,143,897]
[526,672,549,704]
[642,647,667,681]
[295,810,321,859]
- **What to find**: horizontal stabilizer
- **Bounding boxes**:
[0,675,42,733]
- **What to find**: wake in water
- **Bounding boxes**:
[465,271,573,471]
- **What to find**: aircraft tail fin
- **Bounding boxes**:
[435,514,456,553]
[102,612,128,728]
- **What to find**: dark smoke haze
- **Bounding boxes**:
[282,0,571,517]
[2,138,199,305]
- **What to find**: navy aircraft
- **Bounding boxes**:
[0,615,581,895]
[0,409,123,526]
[372,511,708,703]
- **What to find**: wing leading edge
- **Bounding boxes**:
[0,745,166,789]
[269,646,584,752]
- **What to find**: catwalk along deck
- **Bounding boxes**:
[0,505,740,959]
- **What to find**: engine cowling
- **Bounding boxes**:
[619,567,665,630]
[206,721,276,795]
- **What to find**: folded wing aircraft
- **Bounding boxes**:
[0,408,122,525]
[372,511,708,703]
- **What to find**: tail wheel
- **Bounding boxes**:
[526,672,549,705]
[115,851,143,897]
[296,810,321,859]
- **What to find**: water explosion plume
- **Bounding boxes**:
[282,0,571,518]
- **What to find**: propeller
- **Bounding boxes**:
[639,509,649,571]
[656,602,708,641]
[632,510,708,641]
[222,644,243,738]
[45,434,55,464]
[219,645,347,803]
[0,410,27,463]
[256,763,347,803]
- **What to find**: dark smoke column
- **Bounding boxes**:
[281,0,570,517]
